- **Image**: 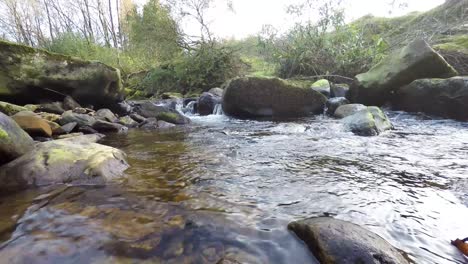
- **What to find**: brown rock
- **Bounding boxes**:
[12,116,52,137]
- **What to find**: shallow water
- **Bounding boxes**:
[1,111,468,263]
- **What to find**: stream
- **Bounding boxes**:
[0,110,467,263]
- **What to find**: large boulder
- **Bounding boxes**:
[198,92,222,116]
[222,77,327,118]
[92,119,127,133]
[349,39,458,105]
[288,217,408,264]
[342,106,393,136]
[0,40,124,107]
[95,108,119,123]
[0,134,129,194]
[0,112,34,165]
[393,77,468,120]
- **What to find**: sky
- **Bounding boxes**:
[153,0,446,39]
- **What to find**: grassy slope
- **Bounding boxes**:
[352,0,468,74]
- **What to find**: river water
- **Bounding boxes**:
[0,110,467,263]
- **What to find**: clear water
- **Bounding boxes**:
[0,111,467,263]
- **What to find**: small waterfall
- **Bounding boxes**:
[184,101,196,114]
[213,103,224,115]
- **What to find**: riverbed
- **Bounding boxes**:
[0,111,467,263]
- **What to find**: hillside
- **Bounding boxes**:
[353,0,468,74]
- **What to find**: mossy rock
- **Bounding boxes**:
[0,40,124,107]
[0,101,27,116]
[350,39,458,105]
[156,112,190,125]
[222,76,326,118]
[342,106,393,136]
[0,134,129,194]
[0,112,34,165]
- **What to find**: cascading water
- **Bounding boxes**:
[212,103,224,115]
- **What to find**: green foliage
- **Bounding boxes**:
[258,7,388,79]
[137,42,246,96]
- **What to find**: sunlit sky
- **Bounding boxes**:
[145,0,446,39]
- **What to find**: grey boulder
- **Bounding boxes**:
[288,217,408,264]
[342,106,393,136]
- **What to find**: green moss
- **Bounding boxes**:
[156,112,179,123]
[0,128,9,139]
[311,79,330,88]
[47,148,78,165]
[434,35,468,54]
[0,101,27,116]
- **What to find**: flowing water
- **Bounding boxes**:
[0,110,467,263]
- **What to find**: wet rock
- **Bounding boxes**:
[38,102,66,115]
[349,39,458,105]
[59,111,96,127]
[78,126,99,134]
[63,96,81,110]
[96,108,119,123]
[130,113,146,123]
[198,92,221,116]
[0,134,128,193]
[208,87,224,97]
[24,104,39,112]
[134,101,190,124]
[334,104,367,118]
[289,217,408,264]
[37,112,61,122]
[393,76,468,121]
[223,77,326,118]
[342,106,393,136]
[0,40,124,107]
[311,79,331,98]
[0,112,34,165]
[54,122,77,135]
[116,101,133,115]
[12,115,52,137]
[92,120,128,133]
[119,116,139,128]
[0,101,27,116]
[330,83,349,98]
[183,98,198,107]
[326,97,350,116]
[46,121,61,133]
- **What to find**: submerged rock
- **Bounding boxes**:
[222,77,326,118]
[198,92,221,116]
[334,104,366,118]
[0,112,34,165]
[342,106,393,136]
[0,40,124,107]
[394,76,468,120]
[349,39,458,105]
[288,217,408,264]
[326,97,350,116]
[311,79,331,98]
[0,134,129,194]
[12,115,52,137]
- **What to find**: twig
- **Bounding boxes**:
[291,74,354,81]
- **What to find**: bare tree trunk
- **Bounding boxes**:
[44,0,54,41]
[108,0,118,48]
